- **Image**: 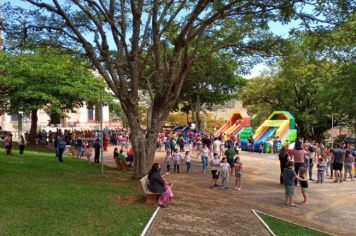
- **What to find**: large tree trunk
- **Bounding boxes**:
[196,95,201,131]
[189,97,196,122]
[29,109,38,144]
[123,96,171,178]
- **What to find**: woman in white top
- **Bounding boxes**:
[210,153,221,188]
[201,144,210,173]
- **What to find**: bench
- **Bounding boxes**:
[114,158,130,171]
[140,175,160,204]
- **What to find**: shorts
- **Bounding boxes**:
[227,159,234,168]
[211,170,219,179]
[301,187,308,193]
[235,172,242,178]
[284,184,295,196]
[333,163,343,171]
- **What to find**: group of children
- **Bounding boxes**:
[164,149,243,191]
[210,155,243,191]
[164,149,192,174]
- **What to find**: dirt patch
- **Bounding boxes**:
[110,194,146,205]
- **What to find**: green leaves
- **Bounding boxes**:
[0,48,109,116]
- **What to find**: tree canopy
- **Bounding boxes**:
[0,48,108,143]
[241,15,356,142]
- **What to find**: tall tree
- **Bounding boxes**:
[179,52,245,130]
[0,48,108,143]
[4,1,352,177]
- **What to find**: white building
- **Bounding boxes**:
[0,103,120,135]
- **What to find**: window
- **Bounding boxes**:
[88,109,94,121]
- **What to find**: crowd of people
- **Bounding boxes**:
[2,126,355,209]
[49,128,131,163]
[279,137,355,207]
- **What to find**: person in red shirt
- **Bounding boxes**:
[126,146,134,167]
[103,134,109,151]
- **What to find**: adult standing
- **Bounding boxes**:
[308,142,316,181]
[248,136,254,153]
[273,136,280,154]
[103,134,109,152]
[278,146,289,184]
[56,131,66,162]
[93,138,101,163]
[18,135,26,156]
[3,133,12,155]
[332,144,345,183]
[201,144,210,173]
[76,136,83,159]
[293,142,308,186]
[53,131,59,159]
[213,138,221,155]
[202,135,213,156]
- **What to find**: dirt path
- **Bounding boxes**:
[102,147,356,235]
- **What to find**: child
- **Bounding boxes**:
[113,147,119,159]
[234,156,243,190]
[344,150,354,181]
[316,158,326,183]
[164,151,172,172]
[283,161,305,207]
[219,157,230,189]
[210,153,220,188]
[184,151,191,173]
[298,168,308,206]
[172,149,182,173]
[84,142,92,163]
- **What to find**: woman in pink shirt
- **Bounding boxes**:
[293,144,308,186]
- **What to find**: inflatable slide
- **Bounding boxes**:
[241,111,297,152]
[214,112,252,140]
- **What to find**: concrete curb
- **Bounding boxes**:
[140,206,160,236]
[251,209,276,236]
[252,209,334,236]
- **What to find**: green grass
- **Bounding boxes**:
[0,146,154,236]
[258,212,330,236]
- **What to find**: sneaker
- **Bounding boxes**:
[237,188,241,191]
[234,187,238,190]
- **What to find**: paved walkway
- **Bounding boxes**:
[102,147,356,236]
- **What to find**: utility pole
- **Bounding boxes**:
[100,91,104,175]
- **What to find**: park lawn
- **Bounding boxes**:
[0,147,154,236]
[258,212,330,236]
